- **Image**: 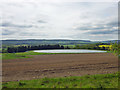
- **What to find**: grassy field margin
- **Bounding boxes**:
[2,72,118,88]
[1,50,108,60]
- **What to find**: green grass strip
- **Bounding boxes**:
[2,72,118,88]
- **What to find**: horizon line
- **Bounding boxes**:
[0,39,118,42]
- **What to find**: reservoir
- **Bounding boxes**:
[33,49,107,53]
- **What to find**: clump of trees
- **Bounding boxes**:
[74,43,110,50]
[110,42,120,55]
[6,44,68,53]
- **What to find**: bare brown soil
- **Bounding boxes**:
[2,53,118,82]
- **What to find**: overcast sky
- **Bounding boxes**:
[0,0,118,41]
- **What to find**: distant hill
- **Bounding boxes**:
[2,39,92,45]
[100,40,119,43]
[1,39,119,46]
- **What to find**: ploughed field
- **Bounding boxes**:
[2,53,118,82]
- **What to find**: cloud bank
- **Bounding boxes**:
[0,1,118,41]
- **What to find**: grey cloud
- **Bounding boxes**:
[37,20,47,23]
[19,32,47,36]
[75,25,107,30]
[88,29,118,35]
[1,22,33,28]
[74,20,117,32]
[75,26,91,30]
[2,29,16,35]
[107,21,118,27]
[20,32,33,36]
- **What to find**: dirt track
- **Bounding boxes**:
[2,53,118,82]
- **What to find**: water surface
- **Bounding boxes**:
[33,49,107,53]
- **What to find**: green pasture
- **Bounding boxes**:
[1,51,54,60]
[63,45,76,48]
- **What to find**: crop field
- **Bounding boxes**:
[3,53,118,83]
[1,48,119,88]
[63,45,76,48]
[99,45,112,49]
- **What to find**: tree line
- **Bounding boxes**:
[2,43,111,53]
[6,44,68,53]
[74,43,109,50]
